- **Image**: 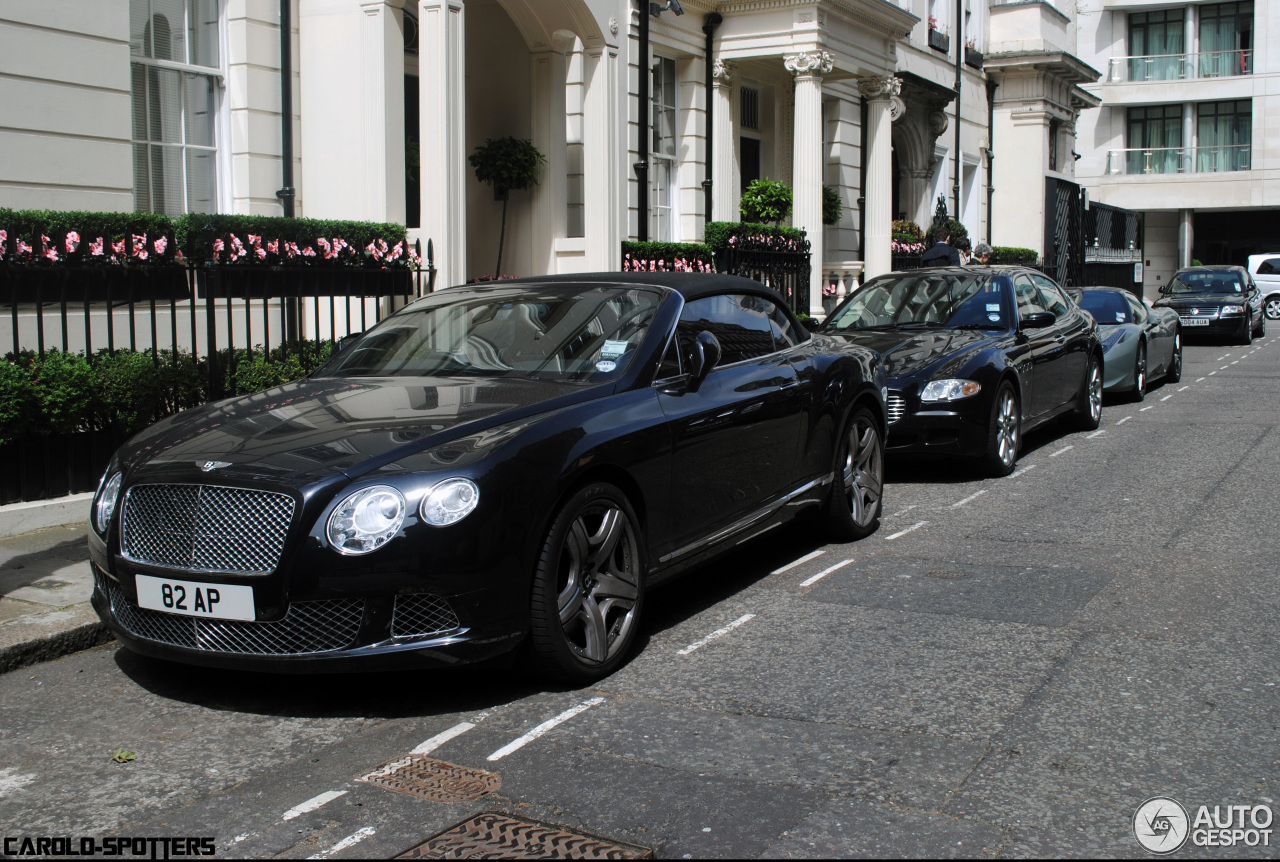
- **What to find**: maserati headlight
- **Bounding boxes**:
[1220,305,1243,316]
[420,478,480,526]
[920,379,981,402]
[326,485,406,555]
[95,472,122,534]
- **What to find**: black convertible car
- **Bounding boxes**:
[89,273,886,681]
[821,266,1102,476]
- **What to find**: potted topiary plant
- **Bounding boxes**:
[468,137,546,278]
[740,178,794,226]
[822,185,843,226]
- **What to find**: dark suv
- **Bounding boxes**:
[1154,266,1265,345]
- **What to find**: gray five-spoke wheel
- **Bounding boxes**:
[996,388,1019,468]
[1087,361,1103,420]
[842,417,883,528]
[555,504,640,664]
[1134,347,1146,397]
[1267,297,1280,321]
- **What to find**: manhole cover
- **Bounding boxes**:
[360,755,500,803]
[397,813,652,859]
[923,569,968,580]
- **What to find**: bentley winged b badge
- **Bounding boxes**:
[198,461,232,472]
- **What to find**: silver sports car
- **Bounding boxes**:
[1074,287,1182,401]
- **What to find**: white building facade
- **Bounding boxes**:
[2,0,1053,312]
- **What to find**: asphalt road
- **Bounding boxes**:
[2,333,1278,859]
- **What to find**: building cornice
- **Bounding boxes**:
[712,0,918,40]
[984,50,1103,87]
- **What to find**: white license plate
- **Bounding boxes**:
[1180,317,1210,326]
[135,575,255,621]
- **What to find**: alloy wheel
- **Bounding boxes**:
[1266,297,1280,321]
[843,417,883,528]
[555,504,640,664]
[1088,361,1103,420]
[996,389,1019,467]
[1135,347,1146,397]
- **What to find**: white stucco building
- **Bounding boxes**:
[1,0,1098,309]
[1075,0,1275,297]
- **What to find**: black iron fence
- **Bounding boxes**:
[715,237,812,315]
[1,252,436,504]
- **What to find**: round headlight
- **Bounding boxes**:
[420,478,480,526]
[95,472,122,534]
[920,379,981,402]
[326,485,406,555]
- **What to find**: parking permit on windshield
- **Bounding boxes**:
[986,303,1000,312]
[601,339,629,359]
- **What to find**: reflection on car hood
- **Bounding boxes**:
[824,328,1002,378]
[1157,293,1247,308]
[122,375,606,484]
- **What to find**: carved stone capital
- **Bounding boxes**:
[712,59,737,81]
[784,51,833,78]
[889,96,906,122]
[858,75,901,101]
[928,109,949,136]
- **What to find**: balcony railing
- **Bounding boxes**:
[1105,144,1251,175]
[1106,49,1253,83]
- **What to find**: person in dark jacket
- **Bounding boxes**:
[920,231,961,267]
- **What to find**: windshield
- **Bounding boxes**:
[826,272,1009,330]
[317,285,663,382]
[1079,290,1131,325]
[1169,271,1244,295]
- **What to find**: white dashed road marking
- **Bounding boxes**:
[1086,430,1106,439]
[885,521,927,541]
[950,490,987,508]
[412,722,476,756]
[1140,406,1154,412]
[1178,386,1190,391]
[1196,377,1205,382]
[487,697,607,761]
[282,790,347,822]
[308,828,376,860]
[800,559,852,587]
[772,550,825,575]
[1050,445,1074,457]
[1209,371,1217,376]
[1011,464,1037,478]
[1116,416,1133,425]
[676,617,756,657]
[1160,394,1174,402]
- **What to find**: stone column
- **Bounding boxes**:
[583,44,621,271]
[530,46,569,275]
[420,0,466,287]
[1179,209,1194,269]
[859,75,900,280]
[711,59,739,225]
[785,51,832,316]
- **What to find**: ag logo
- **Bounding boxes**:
[198,461,231,472]
[1134,796,1190,854]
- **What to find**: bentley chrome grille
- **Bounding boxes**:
[100,571,363,655]
[887,394,906,424]
[121,484,295,574]
[392,593,461,639]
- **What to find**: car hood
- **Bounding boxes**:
[121,375,607,485]
[1156,293,1248,309]
[823,327,1004,379]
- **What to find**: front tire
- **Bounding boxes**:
[1265,295,1280,321]
[529,483,645,683]
[1129,343,1147,402]
[822,406,884,542]
[1072,355,1104,430]
[1240,316,1253,345]
[982,383,1021,477]
[1165,331,1183,383]
[1254,314,1266,338]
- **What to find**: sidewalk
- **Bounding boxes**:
[0,522,112,674]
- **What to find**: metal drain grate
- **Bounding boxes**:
[360,756,500,803]
[397,813,653,859]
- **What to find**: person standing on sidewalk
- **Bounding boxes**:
[920,227,961,267]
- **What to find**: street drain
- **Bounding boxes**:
[924,568,968,580]
[360,755,500,802]
[396,813,652,859]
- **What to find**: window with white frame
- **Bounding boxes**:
[130,0,222,214]
[651,56,678,241]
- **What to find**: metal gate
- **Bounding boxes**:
[1044,177,1084,287]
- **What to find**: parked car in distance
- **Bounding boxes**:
[1071,287,1182,401]
[88,273,887,683]
[820,266,1103,477]
[1246,254,1280,322]
[1155,265,1265,344]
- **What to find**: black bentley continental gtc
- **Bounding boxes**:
[89,273,886,681]
[821,267,1103,476]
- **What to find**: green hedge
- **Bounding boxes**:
[992,246,1039,265]
[0,341,335,446]
[703,221,806,253]
[174,213,411,267]
[0,208,178,265]
[621,241,713,271]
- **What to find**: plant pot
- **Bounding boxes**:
[929,29,950,53]
[965,47,984,69]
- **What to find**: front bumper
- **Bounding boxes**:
[884,389,990,457]
[1173,312,1247,338]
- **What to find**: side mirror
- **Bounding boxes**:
[1019,311,1056,330]
[1158,284,1170,295]
[338,331,363,352]
[685,331,722,393]
[799,317,822,333]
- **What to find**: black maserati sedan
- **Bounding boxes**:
[88,273,886,682]
[1153,265,1266,344]
[821,266,1102,476]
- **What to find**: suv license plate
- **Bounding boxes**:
[135,575,255,620]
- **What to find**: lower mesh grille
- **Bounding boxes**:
[100,572,364,655]
[392,593,461,639]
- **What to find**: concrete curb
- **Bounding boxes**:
[0,493,94,540]
[0,605,113,675]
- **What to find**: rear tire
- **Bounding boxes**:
[529,483,645,683]
[1265,295,1280,321]
[1165,331,1183,383]
[1129,344,1147,403]
[822,407,884,542]
[982,383,1021,477]
[1072,355,1104,430]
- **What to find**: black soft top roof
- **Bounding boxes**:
[507,271,789,304]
